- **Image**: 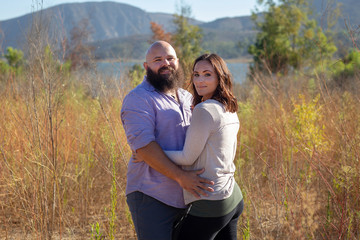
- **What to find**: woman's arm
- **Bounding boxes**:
[136,141,214,197]
[164,106,213,165]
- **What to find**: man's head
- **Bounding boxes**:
[144,41,184,92]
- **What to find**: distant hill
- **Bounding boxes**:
[0,1,256,59]
[0,1,205,51]
[0,2,159,50]
[200,16,254,32]
[310,0,360,29]
[0,0,358,60]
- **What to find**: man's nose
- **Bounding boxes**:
[162,59,170,66]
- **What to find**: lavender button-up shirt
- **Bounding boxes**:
[121,77,193,208]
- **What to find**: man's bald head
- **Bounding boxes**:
[145,41,177,64]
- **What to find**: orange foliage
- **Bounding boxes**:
[149,21,172,43]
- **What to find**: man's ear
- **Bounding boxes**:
[143,62,148,70]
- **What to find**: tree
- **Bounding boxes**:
[172,4,203,80]
[5,47,24,69]
[332,49,360,88]
[0,60,10,76]
[128,63,145,88]
[149,21,172,43]
[0,47,24,75]
[248,0,337,75]
[66,18,95,71]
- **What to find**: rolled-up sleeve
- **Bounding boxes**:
[121,92,156,151]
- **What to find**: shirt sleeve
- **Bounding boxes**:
[164,106,214,165]
[121,92,156,151]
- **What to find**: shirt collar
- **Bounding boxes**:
[142,76,156,92]
[142,76,189,101]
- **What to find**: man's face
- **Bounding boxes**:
[144,44,181,91]
[144,45,179,78]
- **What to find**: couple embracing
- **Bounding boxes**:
[121,41,244,240]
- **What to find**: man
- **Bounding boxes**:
[121,41,214,240]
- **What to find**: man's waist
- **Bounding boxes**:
[126,184,185,208]
[126,164,185,208]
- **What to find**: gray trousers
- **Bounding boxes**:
[126,191,185,240]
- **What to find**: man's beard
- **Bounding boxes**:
[146,66,184,92]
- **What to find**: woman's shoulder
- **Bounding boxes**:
[196,99,225,112]
[195,100,238,124]
[193,100,225,123]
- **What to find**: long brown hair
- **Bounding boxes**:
[190,53,238,113]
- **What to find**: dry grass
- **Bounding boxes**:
[1,60,359,239]
[0,68,135,239]
[2,1,359,239]
[235,71,360,239]
[0,13,359,238]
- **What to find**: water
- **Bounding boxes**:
[96,61,142,78]
[226,61,249,84]
[96,61,249,84]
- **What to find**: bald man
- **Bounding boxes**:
[121,41,214,239]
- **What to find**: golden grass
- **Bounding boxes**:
[0,62,359,239]
[235,73,360,239]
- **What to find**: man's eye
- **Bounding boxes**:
[193,73,199,77]
[205,73,211,77]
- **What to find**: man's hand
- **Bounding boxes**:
[132,150,143,163]
[177,168,214,198]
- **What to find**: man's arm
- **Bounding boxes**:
[136,141,214,198]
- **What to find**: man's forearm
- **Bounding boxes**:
[136,141,184,182]
[136,141,214,197]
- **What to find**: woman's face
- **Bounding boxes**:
[193,60,219,101]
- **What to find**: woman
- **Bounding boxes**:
[167,53,244,240]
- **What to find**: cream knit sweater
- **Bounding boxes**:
[165,99,239,205]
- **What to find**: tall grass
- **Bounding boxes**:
[0,65,134,239]
[235,71,360,239]
[2,54,359,239]
[0,5,359,239]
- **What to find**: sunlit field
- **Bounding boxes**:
[1,48,359,239]
[1,3,360,238]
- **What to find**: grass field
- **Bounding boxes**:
[0,46,359,239]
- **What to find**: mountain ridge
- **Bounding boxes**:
[0,1,256,59]
[0,0,358,59]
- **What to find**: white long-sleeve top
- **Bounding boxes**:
[165,99,239,204]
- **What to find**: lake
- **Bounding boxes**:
[97,60,249,84]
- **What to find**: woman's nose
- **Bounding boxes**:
[195,77,204,82]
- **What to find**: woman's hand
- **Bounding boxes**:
[177,168,214,198]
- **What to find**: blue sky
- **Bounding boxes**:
[0,0,265,22]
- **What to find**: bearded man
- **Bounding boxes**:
[121,41,213,240]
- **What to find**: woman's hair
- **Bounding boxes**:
[190,53,238,113]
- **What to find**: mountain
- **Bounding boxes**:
[0,2,163,50]
[0,1,255,59]
[149,12,203,32]
[0,1,205,52]
[310,0,360,29]
[0,0,358,60]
